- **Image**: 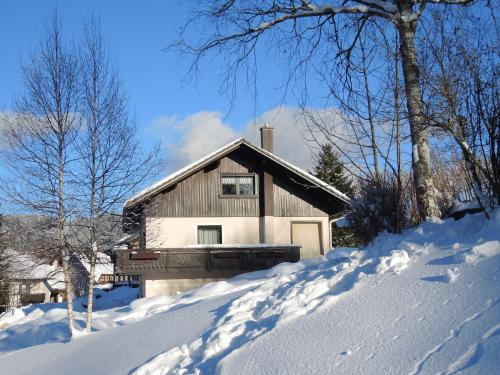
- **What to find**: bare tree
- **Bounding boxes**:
[1,13,80,334]
[0,213,10,313]
[75,15,160,334]
[173,0,481,220]
[302,27,402,184]
[419,6,499,213]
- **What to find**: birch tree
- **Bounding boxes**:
[2,13,79,334]
[174,0,479,220]
[0,213,10,312]
[75,15,159,334]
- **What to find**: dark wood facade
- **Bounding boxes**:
[148,152,260,217]
[115,245,300,278]
[140,145,341,220]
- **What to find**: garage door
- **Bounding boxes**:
[291,222,322,259]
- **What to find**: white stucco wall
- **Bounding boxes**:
[146,216,330,253]
[9,281,52,308]
[146,217,261,248]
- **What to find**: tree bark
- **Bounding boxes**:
[397,18,440,219]
[85,241,96,334]
[59,135,75,335]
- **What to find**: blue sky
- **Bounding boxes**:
[1,0,331,173]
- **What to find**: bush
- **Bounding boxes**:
[347,175,415,244]
[330,222,363,248]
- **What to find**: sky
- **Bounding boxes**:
[0,0,331,174]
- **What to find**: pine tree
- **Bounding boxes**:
[313,144,353,196]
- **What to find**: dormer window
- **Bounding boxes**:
[221,174,255,196]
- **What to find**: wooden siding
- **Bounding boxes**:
[142,146,341,219]
[273,177,329,217]
[148,155,260,217]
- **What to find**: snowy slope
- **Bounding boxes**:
[0,210,499,375]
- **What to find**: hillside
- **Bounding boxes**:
[0,210,499,374]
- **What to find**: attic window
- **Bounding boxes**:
[221,174,255,196]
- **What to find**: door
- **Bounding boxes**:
[291,222,322,259]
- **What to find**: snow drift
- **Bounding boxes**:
[0,210,499,375]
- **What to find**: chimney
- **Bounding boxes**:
[259,123,274,244]
[260,123,274,153]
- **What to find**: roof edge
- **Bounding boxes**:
[124,138,245,208]
[124,137,350,208]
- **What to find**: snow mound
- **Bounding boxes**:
[0,286,139,353]
[134,210,500,375]
[376,250,410,274]
[0,209,499,375]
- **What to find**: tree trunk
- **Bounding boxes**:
[58,140,75,335]
[394,33,404,232]
[397,19,440,219]
[85,241,96,334]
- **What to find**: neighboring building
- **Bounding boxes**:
[116,125,350,297]
[77,252,115,286]
[7,250,65,308]
[5,250,111,309]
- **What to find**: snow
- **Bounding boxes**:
[77,252,114,282]
[333,216,349,228]
[184,243,299,249]
[375,249,410,274]
[0,210,499,374]
[6,249,60,281]
[5,249,65,290]
[450,200,481,215]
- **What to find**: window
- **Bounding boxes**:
[221,174,255,196]
[19,281,31,295]
[197,225,222,244]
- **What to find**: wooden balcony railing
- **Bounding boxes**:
[114,244,301,277]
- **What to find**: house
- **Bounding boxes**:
[76,252,115,286]
[6,250,66,308]
[4,248,111,310]
[116,125,350,297]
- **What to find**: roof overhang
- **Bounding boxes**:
[124,138,351,209]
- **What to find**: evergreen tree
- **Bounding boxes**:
[313,144,353,196]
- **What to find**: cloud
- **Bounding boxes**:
[147,111,238,171]
[147,106,346,173]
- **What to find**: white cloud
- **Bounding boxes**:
[147,111,238,171]
[148,106,346,173]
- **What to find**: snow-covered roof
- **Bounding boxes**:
[184,243,301,249]
[6,248,65,290]
[77,252,114,282]
[449,200,482,215]
[125,138,350,208]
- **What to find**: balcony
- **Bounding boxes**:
[115,244,301,278]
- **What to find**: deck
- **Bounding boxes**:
[114,244,301,278]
